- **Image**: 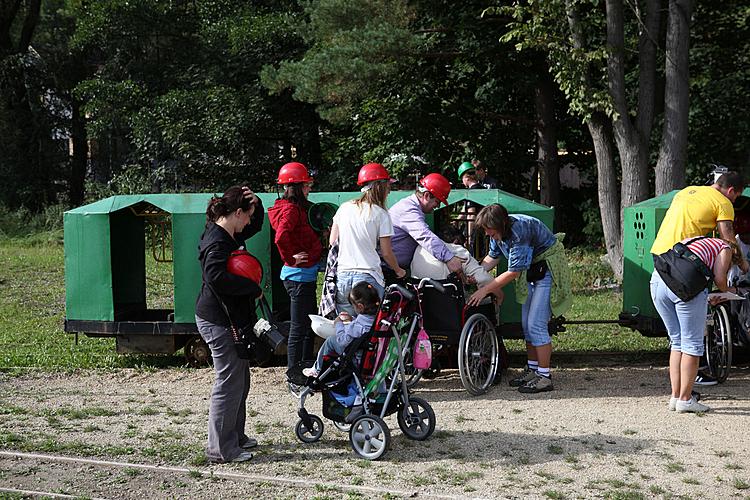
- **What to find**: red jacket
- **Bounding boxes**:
[268,198,322,268]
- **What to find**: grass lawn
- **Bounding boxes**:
[0,238,666,371]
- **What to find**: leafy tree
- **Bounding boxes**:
[70,0,320,194]
[0,0,62,211]
[500,0,696,277]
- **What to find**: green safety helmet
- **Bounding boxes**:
[457,161,475,179]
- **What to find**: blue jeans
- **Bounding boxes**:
[336,271,384,316]
[650,270,707,357]
[521,270,553,346]
[196,316,251,462]
[283,279,317,371]
[314,335,344,372]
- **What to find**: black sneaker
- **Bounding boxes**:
[509,367,537,387]
[518,374,554,393]
[694,371,718,386]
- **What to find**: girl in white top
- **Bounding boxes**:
[329,163,406,315]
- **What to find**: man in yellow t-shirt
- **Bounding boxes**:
[651,172,745,256]
[650,170,745,390]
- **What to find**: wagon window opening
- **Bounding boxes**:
[109,202,174,322]
[140,206,174,313]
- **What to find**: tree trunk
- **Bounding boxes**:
[534,64,561,229]
[567,0,624,277]
[69,97,88,207]
[607,0,650,211]
[587,112,623,278]
[655,0,691,194]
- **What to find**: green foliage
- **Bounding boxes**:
[70,0,318,193]
[262,0,418,124]
[496,1,613,122]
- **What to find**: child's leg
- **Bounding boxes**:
[314,336,344,372]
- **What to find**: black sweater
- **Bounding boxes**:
[195,203,264,328]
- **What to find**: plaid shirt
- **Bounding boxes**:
[318,243,339,319]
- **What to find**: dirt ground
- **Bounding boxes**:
[1,364,749,499]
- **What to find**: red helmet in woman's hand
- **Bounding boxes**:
[227,249,263,284]
[419,173,451,205]
[277,162,313,185]
[357,163,392,186]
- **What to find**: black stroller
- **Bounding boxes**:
[290,279,442,460]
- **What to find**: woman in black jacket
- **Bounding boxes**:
[195,185,263,463]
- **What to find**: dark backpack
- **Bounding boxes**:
[654,236,715,302]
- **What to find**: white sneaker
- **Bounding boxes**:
[676,398,710,413]
[668,397,677,411]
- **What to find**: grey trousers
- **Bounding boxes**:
[196,316,252,462]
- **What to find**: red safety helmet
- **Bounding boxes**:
[277,162,313,185]
[419,173,451,205]
[735,212,750,234]
[357,163,394,186]
[227,249,263,284]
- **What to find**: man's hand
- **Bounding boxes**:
[395,267,407,279]
[446,255,466,281]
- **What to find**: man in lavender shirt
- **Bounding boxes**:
[386,173,465,281]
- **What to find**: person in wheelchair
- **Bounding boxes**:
[410,225,494,287]
[303,282,379,381]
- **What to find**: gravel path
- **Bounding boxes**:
[1,365,749,499]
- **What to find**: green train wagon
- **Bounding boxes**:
[63,189,554,364]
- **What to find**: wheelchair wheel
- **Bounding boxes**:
[458,313,498,396]
[397,396,436,441]
[349,415,390,460]
[705,303,732,383]
[295,414,324,443]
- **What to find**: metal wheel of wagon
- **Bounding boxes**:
[705,303,732,383]
[184,336,211,367]
[458,313,498,396]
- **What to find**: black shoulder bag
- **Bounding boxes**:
[201,254,256,360]
[205,282,256,360]
[654,236,715,302]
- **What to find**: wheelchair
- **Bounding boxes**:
[406,274,505,396]
[706,287,750,383]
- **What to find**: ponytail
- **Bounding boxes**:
[206,186,253,224]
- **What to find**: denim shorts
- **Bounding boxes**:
[650,270,707,357]
[521,270,553,346]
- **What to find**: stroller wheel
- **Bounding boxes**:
[397,396,436,441]
[295,414,324,443]
[349,415,391,460]
[332,420,351,433]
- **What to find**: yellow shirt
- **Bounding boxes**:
[651,185,734,255]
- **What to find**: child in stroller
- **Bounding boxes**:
[302,281,379,386]
[291,279,440,460]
